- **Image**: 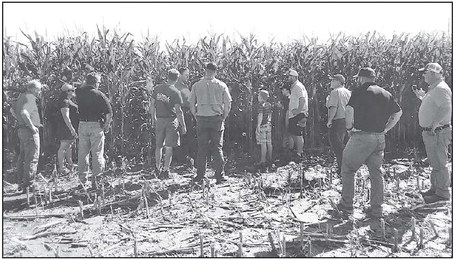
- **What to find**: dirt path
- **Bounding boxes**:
[3,155,453,257]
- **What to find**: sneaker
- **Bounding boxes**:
[420,188,435,197]
[364,207,383,218]
[423,194,449,204]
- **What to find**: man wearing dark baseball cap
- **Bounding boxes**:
[333,67,402,218]
[326,74,351,174]
[413,62,452,204]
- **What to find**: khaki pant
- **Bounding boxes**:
[78,122,105,183]
[422,127,452,199]
[340,132,385,212]
[16,127,40,189]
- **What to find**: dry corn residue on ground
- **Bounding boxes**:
[3,153,453,257]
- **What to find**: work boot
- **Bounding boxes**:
[420,188,435,197]
[423,194,449,204]
[159,170,170,180]
[334,202,354,214]
[364,207,383,218]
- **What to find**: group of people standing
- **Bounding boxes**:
[12,72,112,192]
[11,61,452,217]
[150,63,231,184]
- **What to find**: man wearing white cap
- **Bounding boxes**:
[326,74,351,174]
[286,69,308,160]
[413,62,452,204]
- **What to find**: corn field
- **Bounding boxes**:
[2,27,452,167]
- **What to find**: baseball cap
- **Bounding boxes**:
[206,62,218,71]
[353,67,376,78]
[329,74,346,84]
[61,83,75,92]
[418,63,443,73]
[286,69,298,77]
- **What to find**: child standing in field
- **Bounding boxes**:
[256,90,273,166]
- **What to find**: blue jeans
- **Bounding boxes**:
[78,122,105,183]
[328,118,347,170]
[340,132,385,211]
[195,116,225,178]
[16,127,40,188]
[422,127,452,199]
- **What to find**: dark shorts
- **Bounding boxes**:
[288,113,307,136]
[156,117,180,148]
[56,122,78,141]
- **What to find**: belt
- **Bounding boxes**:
[422,124,451,132]
[80,119,99,122]
[353,130,384,135]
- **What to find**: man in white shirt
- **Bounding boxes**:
[413,63,452,204]
[286,69,308,160]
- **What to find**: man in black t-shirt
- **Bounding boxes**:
[76,72,112,190]
[334,67,402,219]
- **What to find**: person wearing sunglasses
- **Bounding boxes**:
[56,83,79,175]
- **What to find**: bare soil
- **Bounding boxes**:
[2,152,453,257]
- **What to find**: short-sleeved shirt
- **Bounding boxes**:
[175,80,191,109]
[418,80,452,128]
[57,97,79,129]
[151,83,183,118]
[13,93,42,127]
[326,87,351,120]
[76,86,112,121]
[288,80,308,118]
[189,77,232,116]
[348,82,401,133]
[258,101,272,125]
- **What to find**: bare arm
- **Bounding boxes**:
[150,98,156,127]
[61,107,77,136]
[175,104,187,135]
[257,112,263,129]
[189,87,197,117]
[327,106,337,128]
[223,99,231,120]
[383,110,402,134]
[104,113,112,131]
[345,105,354,130]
